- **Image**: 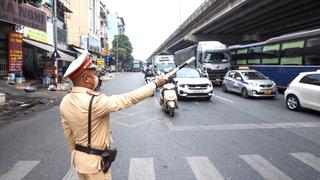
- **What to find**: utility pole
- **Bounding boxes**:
[116,13,119,72]
[52,0,58,85]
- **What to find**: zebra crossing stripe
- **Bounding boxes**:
[186,156,225,180]
[290,153,320,172]
[62,167,78,180]
[0,161,39,180]
[128,158,155,180]
[240,154,293,180]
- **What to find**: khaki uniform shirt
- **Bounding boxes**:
[60,83,155,174]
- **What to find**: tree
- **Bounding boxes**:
[110,34,134,71]
[14,0,42,4]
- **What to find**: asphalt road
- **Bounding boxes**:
[0,72,320,180]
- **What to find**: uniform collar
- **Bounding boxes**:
[71,86,92,93]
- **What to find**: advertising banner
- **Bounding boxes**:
[0,0,46,32]
[97,58,105,69]
[24,27,48,43]
[8,32,23,72]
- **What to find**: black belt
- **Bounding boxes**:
[75,144,105,156]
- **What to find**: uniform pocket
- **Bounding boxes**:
[73,150,102,174]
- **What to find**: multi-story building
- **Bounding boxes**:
[21,0,74,83]
[67,0,107,61]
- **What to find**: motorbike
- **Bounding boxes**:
[144,69,155,83]
[159,57,196,117]
[95,70,105,91]
[159,77,178,117]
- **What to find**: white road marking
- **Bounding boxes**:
[214,95,234,104]
[62,167,78,180]
[290,153,320,172]
[0,161,39,180]
[128,158,155,180]
[240,154,293,180]
[168,122,320,131]
[186,156,224,180]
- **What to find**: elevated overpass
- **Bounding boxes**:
[148,0,320,60]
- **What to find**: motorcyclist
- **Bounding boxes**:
[144,67,154,80]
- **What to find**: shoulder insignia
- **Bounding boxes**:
[86,90,101,96]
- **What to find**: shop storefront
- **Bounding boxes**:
[0,22,14,79]
[23,38,75,85]
[0,0,47,80]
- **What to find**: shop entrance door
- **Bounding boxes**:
[0,46,8,79]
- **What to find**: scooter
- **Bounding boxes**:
[160,78,177,117]
[159,57,196,117]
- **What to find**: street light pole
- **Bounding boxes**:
[116,34,118,71]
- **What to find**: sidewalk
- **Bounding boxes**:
[0,72,119,127]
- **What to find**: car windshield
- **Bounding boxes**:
[133,64,140,68]
[158,63,175,70]
[241,71,267,80]
[203,52,229,64]
[176,69,201,78]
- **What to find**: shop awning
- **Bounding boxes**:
[73,47,85,54]
[23,39,75,62]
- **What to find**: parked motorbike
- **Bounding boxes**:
[159,57,196,117]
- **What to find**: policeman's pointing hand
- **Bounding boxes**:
[154,75,168,88]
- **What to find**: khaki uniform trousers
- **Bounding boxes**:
[77,169,111,180]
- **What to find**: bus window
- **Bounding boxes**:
[262,44,280,64]
[230,50,237,65]
[235,48,247,65]
[282,40,304,49]
[248,46,262,65]
[281,57,303,65]
[305,38,320,65]
[280,40,304,65]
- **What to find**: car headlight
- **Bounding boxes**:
[207,83,212,87]
[272,81,276,86]
[179,84,186,88]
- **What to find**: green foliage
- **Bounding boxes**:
[111,34,134,70]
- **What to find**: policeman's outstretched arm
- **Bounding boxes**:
[154,75,168,88]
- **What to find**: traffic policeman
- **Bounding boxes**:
[60,50,167,180]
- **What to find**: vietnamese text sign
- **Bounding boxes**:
[0,0,46,32]
[24,27,48,43]
[8,32,23,72]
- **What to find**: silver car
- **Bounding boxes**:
[222,70,277,98]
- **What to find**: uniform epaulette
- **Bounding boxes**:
[87,90,101,96]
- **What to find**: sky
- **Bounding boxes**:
[104,0,205,61]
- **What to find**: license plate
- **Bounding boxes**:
[215,78,221,81]
[264,90,272,94]
[192,90,204,93]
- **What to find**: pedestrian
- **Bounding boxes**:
[59,50,167,180]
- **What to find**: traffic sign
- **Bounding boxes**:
[51,49,61,59]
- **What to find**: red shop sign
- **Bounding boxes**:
[8,32,23,72]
